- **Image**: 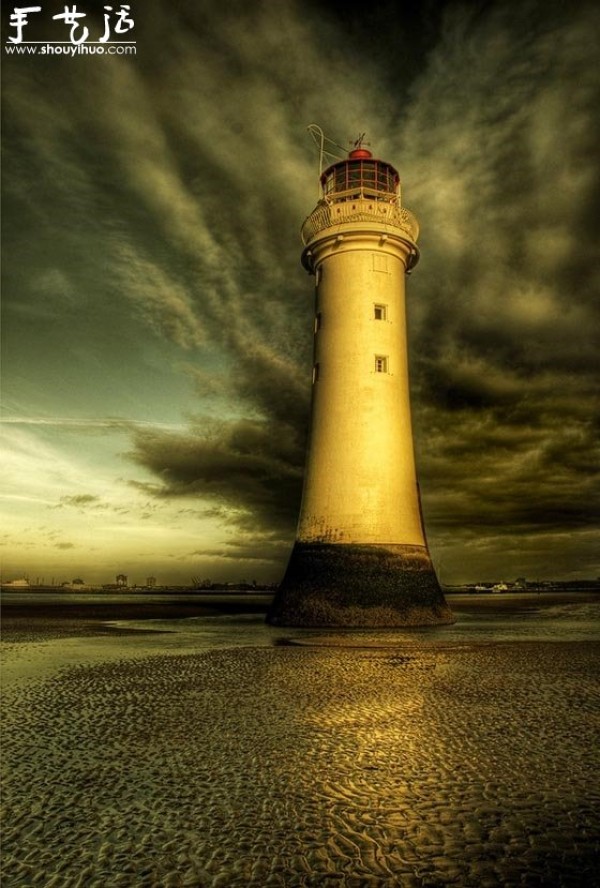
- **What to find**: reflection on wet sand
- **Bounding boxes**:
[1,595,599,886]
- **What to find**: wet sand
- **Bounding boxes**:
[1,595,599,886]
[2,591,596,641]
[0,594,273,642]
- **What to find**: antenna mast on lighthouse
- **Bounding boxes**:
[306,124,346,193]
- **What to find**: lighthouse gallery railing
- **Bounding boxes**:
[301,198,419,246]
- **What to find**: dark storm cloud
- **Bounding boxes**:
[192,533,292,566]
[127,416,305,534]
[423,425,600,533]
[399,0,600,373]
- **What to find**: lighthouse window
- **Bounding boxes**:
[374,304,387,321]
[375,355,388,373]
[362,163,377,186]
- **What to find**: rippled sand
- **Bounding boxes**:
[2,635,599,886]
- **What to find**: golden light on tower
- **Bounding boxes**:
[267,131,453,627]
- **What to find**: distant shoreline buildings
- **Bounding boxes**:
[0,572,280,593]
[1,575,599,594]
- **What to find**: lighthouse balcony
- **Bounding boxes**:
[301,198,419,246]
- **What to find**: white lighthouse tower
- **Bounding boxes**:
[267,139,453,627]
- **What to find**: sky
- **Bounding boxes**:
[2,0,599,586]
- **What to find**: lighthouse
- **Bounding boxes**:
[267,140,453,627]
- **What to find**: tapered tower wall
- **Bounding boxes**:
[298,232,424,547]
[266,147,453,628]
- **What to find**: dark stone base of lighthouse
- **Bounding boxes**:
[266,543,454,628]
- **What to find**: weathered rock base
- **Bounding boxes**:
[266,542,454,627]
